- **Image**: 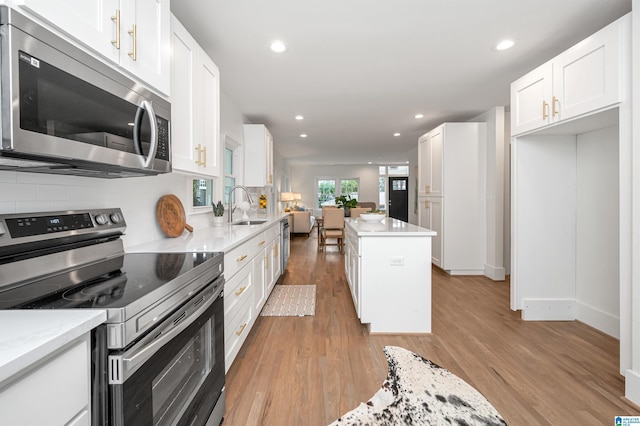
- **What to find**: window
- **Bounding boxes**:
[340,179,359,200]
[379,177,386,210]
[193,179,213,207]
[388,165,409,175]
[377,165,407,210]
[316,178,360,208]
[317,179,336,208]
[224,146,236,205]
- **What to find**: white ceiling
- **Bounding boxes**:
[171,0,632,166]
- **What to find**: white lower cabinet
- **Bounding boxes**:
[344,226,361,317]
[0,334,91,426]
[223,222,281,371]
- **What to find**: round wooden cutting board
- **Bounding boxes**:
[156,194,194,237]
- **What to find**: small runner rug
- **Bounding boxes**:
[260,285,316,317]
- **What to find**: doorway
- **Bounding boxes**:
[388,177,408,222]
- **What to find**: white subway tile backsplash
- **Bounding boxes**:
[0,202,16,214]
[36,184,70,201]
[15,200,58,213]
[0,171,17,183]
[0,183,36,201]
[17,173,53,184]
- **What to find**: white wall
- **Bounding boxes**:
[407,145,419,225]
[470,107,507,280]
[576,126,619,337]
[289,164,381,213]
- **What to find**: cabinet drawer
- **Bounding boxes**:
[224,264,253,317]
[224,232,267,279]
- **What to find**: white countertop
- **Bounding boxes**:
[128,213,289,254]
[346,217,437,236]
[0,310,106,383]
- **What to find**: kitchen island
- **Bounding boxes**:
[344,217,436,334]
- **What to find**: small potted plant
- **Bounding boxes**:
[212,201,225,226]
[335,195,358,216]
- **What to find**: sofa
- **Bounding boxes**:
[289,210,316,237]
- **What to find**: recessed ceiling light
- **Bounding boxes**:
[393,132,401,137]
[495,39,515,51]
[368,162,372,165]
[270,40,287,53]
[414,114,424,119]
[295,115,304,120]
[300,134,307,138]
[405,161,410,164]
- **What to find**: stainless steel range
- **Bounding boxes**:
[0,208,225,426]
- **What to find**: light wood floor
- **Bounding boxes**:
[223,232,640,425]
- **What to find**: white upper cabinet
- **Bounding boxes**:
[244,124,274,187]
[170,14,220,178]
[511,13,629,136]
[15,0,170,95]
[417,126,444,197]
[119,0,170,95]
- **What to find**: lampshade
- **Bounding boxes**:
[280,192,294,202]
[292,193,301,201]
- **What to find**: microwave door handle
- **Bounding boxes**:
[133,100,158,168]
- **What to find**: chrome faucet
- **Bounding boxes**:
[228,186,254,222]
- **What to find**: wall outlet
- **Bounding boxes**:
[390,256,404,266]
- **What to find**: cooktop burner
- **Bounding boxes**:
[0,252,220,310]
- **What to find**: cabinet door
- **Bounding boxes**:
[427,197,443,267]
[252,252,266,312]
[552,14,625,122]
[244,124,274,186]
[510,62,553,136]
[17,0,120,63]
[417,134,430,196]
[170,15,198,174]
[429,128,444,197]
[418,197,429,229]
[120,0,170,95]
[272,239,281,286]
[197,53,221,177]
[170,15,220,177]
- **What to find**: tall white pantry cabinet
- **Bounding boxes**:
[418,122,486,275]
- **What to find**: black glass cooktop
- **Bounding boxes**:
[0,252,221,310]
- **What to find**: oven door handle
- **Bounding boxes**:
[108,281,222,384]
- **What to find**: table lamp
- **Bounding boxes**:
[281,192,294,212]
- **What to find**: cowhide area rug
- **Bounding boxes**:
[329,346,507,425]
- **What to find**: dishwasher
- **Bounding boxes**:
[281,217,290,272]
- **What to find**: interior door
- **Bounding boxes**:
[388,177,408,222]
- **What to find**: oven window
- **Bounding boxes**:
[152,320,213,425]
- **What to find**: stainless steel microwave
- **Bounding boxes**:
[0,7,171,178]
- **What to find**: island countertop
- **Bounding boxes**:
[345,217,436,236]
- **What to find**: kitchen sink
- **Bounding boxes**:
[232,219,268,226]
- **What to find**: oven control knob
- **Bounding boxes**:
[95,213,109,225]
[110,213,123,224]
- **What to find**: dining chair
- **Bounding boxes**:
[320,207,345,252]
[349,207,372,218]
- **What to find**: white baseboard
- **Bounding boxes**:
[446,269,485,276]
[625,369,640,406]
[575,301,619,338]
[484,264,506,281]
[521,299,576,320]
